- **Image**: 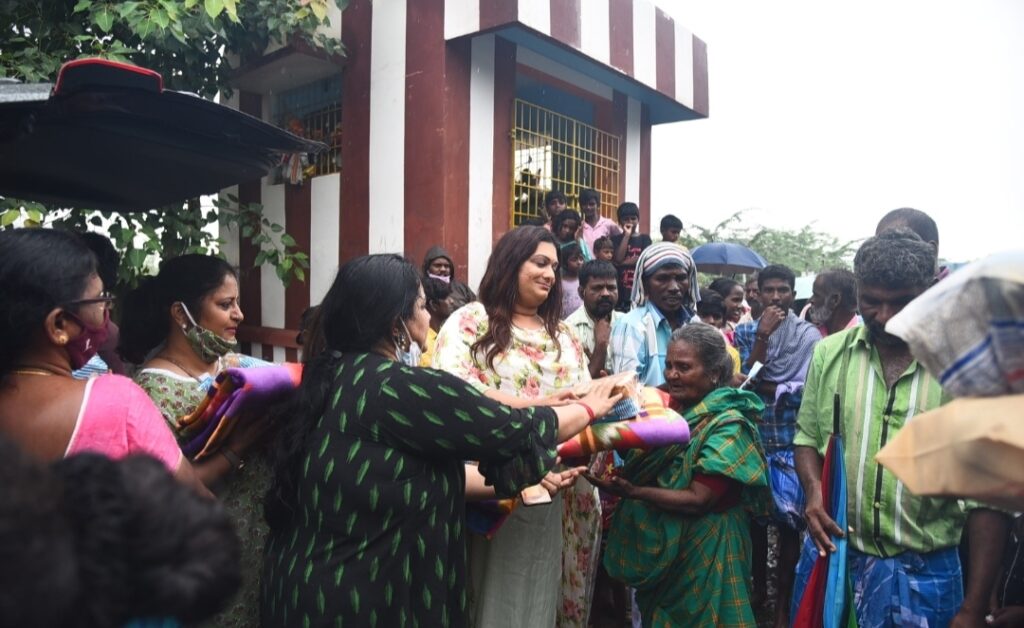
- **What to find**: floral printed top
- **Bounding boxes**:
[431,301,590,396]
[432,301,601,628]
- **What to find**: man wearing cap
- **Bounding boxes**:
[608,243,700,386]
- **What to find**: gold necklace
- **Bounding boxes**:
[158,354,208,383]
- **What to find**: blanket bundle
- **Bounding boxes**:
[178,363,303,459]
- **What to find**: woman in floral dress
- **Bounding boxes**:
[119,254,276,628]
[433,226,602,628]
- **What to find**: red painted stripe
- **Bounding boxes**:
[491,37,517,243]
[442,37,473,279]
[609,0,633,77]
[549,0,581,49]
[692,35,709,117]
[340,0,373,261]
[654,8,675,99]
[404,0,448,270]
[285,347,299,362]
[480,0,517,32]
[237,91,263,331]
[284,181,312,330]
[639,103,651,234]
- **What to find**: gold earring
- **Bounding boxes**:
[394,329,410,351]
[57,335,68,345]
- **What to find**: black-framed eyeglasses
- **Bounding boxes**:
[62,291,116,309]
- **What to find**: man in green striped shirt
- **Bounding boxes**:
[792,229,1009,627]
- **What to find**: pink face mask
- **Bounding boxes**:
[427,273,451,284]
[63,308,111,370]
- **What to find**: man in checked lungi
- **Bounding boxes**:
[734,263,822,628]
[793,229,1010,627]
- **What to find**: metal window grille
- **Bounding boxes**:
[272,76,342,179]
[511,99,620,227]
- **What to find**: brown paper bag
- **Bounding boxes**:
[875,395,1024,511]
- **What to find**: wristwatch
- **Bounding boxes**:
[220,447,245,471]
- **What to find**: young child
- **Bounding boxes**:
[697,288,742,374]
[592,236,615,263]
[558,241,586,319]
[552,209,593,262]
[610,202,652,311]
[543,190,567,226]
[660,214,685,248]
[552,209,581,245]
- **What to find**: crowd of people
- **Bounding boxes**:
[0,195,1019,628]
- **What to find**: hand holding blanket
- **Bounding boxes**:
[179,363,303,459]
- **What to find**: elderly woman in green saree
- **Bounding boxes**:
[588,323,772,627]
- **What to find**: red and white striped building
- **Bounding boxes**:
[221,0,708,361]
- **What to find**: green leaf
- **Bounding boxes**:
[94,6,115,32]
[280,233,297,247]
[116,1,140,18]
[311,0,328,21]
[150,8,169,29]
[72,0,93,14]
[204,0,224,19]
[1,210,21,227]
[222,0,239,22]
[184,0,199,8]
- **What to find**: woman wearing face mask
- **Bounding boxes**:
[0,229,201,488]
[119,254,273,628]
[262,253,621,627]
[431,226,602,628]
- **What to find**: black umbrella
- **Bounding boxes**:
[0,59,326,212]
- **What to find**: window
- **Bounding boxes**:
[272,75,342,181]
[511,99,620,226]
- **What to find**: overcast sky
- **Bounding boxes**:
[651,0,1024,262]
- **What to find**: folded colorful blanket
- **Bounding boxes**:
[557,386,690,457]
[557,418,690,458]
[179,363,303,460]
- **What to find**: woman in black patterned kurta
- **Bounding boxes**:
[261,254,617,628]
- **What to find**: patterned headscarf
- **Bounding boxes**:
[630,243,701,308]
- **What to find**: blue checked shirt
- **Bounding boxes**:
[608,302,692,386]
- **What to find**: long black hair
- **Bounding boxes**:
[0,229,97,379]
[473,226,562,370]
[118,255,236,364]
[267,254,421,520]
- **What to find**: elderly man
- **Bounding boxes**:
[565,260,623,379]
[609,243,699,386]
[793,229,1009,627]
[807,268,859,337]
